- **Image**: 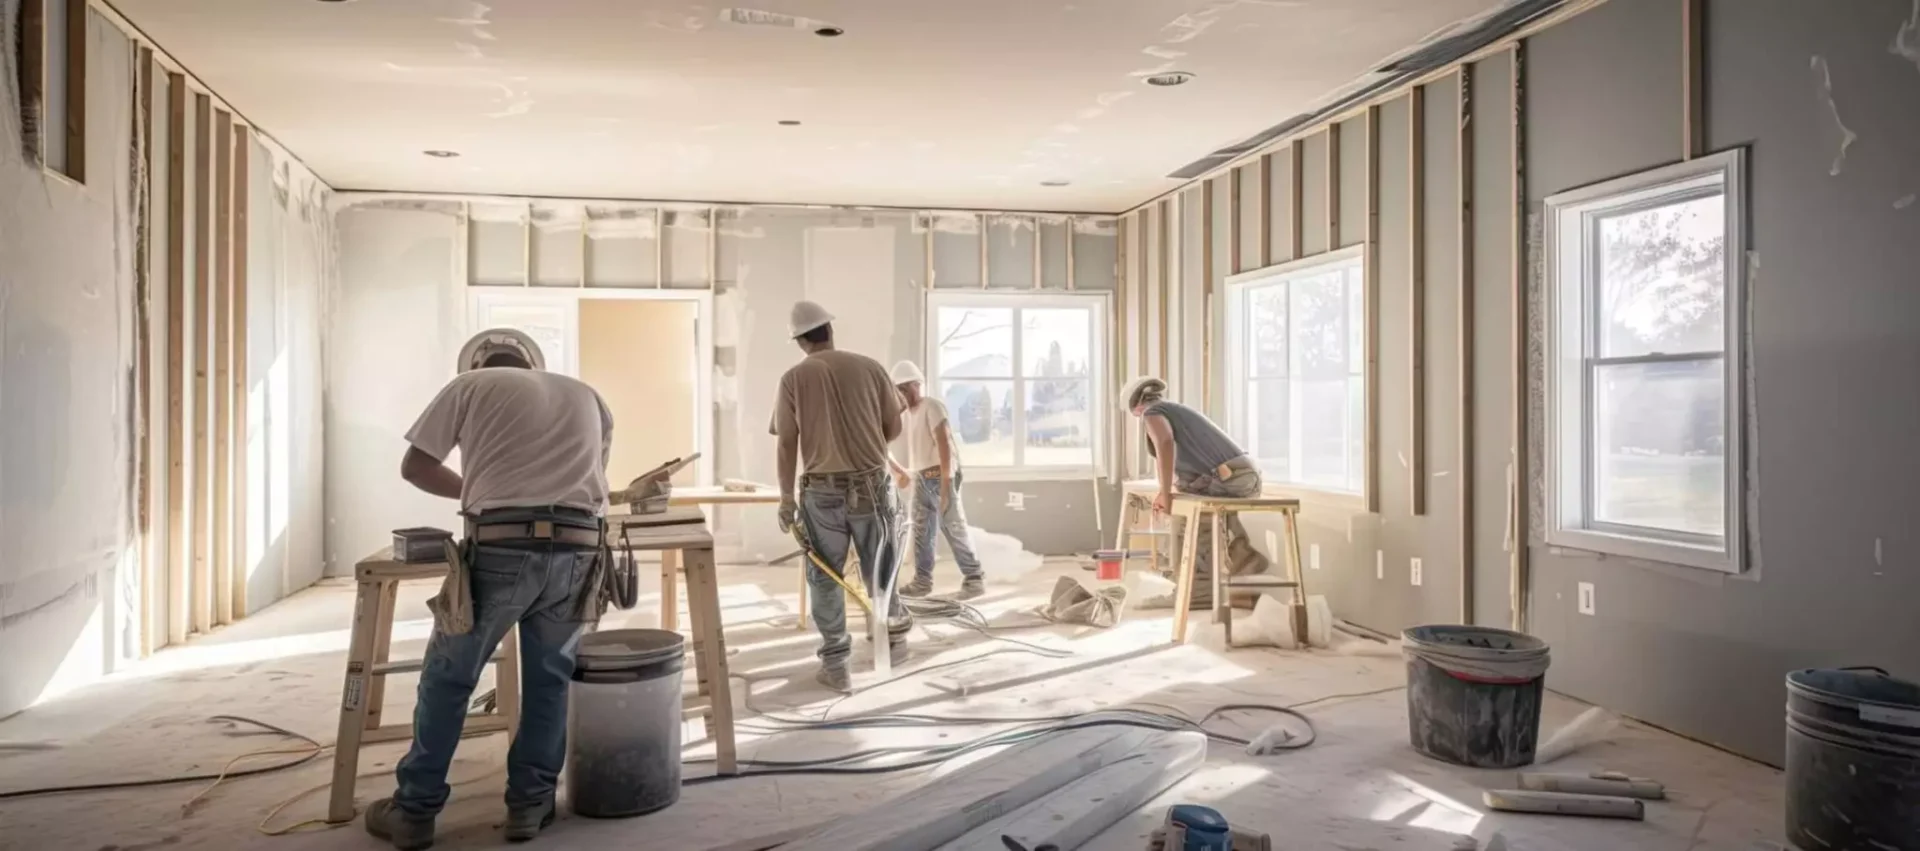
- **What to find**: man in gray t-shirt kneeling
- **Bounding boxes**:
[1122,376,1272,608]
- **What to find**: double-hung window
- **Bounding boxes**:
[1544,149,1746,573]
[924,293,1108,478]
[1224,246,1367,497]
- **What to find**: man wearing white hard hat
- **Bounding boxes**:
[771,301,910,693]
[366,328,614,849]
[886,360,986,600]
[1121,375,1270,608]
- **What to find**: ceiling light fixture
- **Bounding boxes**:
[778,120,802,126]
[1144,71,1196,87]
[1040,180,1071,187]
[423,149,460,158]
[813,26,844,37]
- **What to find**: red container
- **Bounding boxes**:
[1093,549,1125,581]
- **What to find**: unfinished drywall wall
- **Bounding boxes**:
[580,299,698,485]
[0,2,136,717]
[325,198,1120,565]
[1521,0,1920,765]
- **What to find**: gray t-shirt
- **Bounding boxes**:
[1143,401,1245,480]
[406,368,614,515]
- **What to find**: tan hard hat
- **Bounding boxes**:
[1121,375,1166,409]
[789,300,834,337]
[890,360,925,385]
[458,328,546,373]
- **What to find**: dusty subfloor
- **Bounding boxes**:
[0,556,1787,850]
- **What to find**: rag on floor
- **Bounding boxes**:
[1039,576,1128,628]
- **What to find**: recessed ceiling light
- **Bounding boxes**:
[1040,180,1071,187]
[423,149,460,158]
[813,26,844,37]
[1144,71,1196,87]
[778,120,802,126]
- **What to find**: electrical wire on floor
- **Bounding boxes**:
[0,716,323,802]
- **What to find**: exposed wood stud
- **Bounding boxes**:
[19,0,44,164]
[1136,213,1149,384]
[1509,43,1530,633]
[923,215,935,290]
[979,213,991,289]
[1228,168,1243,275]
[164,71,187,647]
[578,210,590,288]
[655,207,666,288]
[1258,153,1273,269]
[1289,140,1304,260]
[1064,216,1077,290]
[211,109,233,627]
[1682,0,1705,159]
[1410,87,1429,517]
[134,47,155,656]
[1032,216,1043,290]
[1115,215,1129,473]
[229,123,250,623]
[1362,106,1381,515]
[1157,200,1170,382]
[63,0,86,182]
[190,92,212,635]
[1201,183,1215,414]
[1458,66,1477,626]
[709,207,720,291]
[521,203,533,287]
[1327,123,1343,251]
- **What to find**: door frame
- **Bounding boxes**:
[467,287,715,487]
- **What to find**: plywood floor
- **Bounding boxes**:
[0,557,1788,850]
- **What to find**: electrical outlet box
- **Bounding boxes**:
[1375,550,1385,580]
[1006,492,1025,511]
[1578,582,1596,616]
[1310,543,1321,570]
[1410,557,1423,586]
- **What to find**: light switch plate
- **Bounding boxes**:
[1410,557,1423,586]
[1578,582,1596,616]
[1375,550,1385,580]
[1006,492,1025,510]
[1310,543,1321,570]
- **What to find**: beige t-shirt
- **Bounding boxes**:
[898,397,959,473]
[406,368,614,515]
[770,349,901,474]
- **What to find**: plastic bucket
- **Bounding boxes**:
[1784,668,1920,850]
[1402,625,1550,768]
[1093,549,1124,581]
[566,629,687,818]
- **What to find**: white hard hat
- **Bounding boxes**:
[890,360,925,385]
[1121,375,1166,409]
[458,328,546,373]
[789,300,834,338]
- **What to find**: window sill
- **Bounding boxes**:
[1259,483,1369,513]
[962,467,1104,484]
[1545,526,1739,574]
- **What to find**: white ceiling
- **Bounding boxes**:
[114,0,1506,213]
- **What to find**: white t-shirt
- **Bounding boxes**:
[897,397,959,473]
[405,368,614,515]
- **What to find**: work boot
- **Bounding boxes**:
[888,639,912,667]
[504,800,556,843]
[899,576,933,598]
[816,665,852,693]
[955,577,986,601]
[364,798,435,851]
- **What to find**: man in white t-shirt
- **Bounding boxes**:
[366,328,613,850]
[886,360,985,600]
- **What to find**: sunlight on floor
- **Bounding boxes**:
[1365,770,1484,835]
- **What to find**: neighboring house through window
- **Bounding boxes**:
[925,292,1108,477]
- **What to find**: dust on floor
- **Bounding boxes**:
[0,558,1786,850]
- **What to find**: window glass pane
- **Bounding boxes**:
[1247,377,1290,483]
[1290,270,1352,380]
[1597,192,1726,357]
[1021,308,1092,378]
[937,307,1014,378]
[479,303,570,376]
[1247,285,1288,376]
[1347,272,1365,371]
[1592,358,1725,536]
[1297,376,1356,491]
[938,379,1014,467]
[1024,379,1091,467]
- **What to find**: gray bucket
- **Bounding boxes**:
[1784,668,1920,850]
[566,629,686,819]
[1403,625,1551,769]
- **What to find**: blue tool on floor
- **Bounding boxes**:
[1146,804,1271,851]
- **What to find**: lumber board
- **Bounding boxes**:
[945,730,1206,850]
[212,108,232,627]
[164,71,187,647]
[190,92,212,635]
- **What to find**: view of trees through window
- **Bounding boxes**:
[1231,255,1366,494]
[933,303,1095,469]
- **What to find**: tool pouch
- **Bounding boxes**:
[427,536,476,636]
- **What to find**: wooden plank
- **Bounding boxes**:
[1509,43,1529,633]
[655,207,666,288]
[1362,106,1381,515]
[1115,215,1129,474]
[1064,215,1076,290]
[164,72,188,647]
[1257,153,1273,269]
[62,0,85,182]
[1410,87,1429,517]
[1156,200,1170,382]
[1457,67,1477,626]
[134,46,154,657]
[230,124,251,622]
[709,207,720,290]
[1682,0,1705,160]
[1326,123,1342,250]
[1200,182,1214,414]
[18,0,44,163]
[923,214,934,290]
[211,109,233,627]
[1136,212,1148,380]
[978,213,990,289]
[1227,167,1242,275]
[191,92,213,635]
[1288,140,1304,260]
[1031,215,1042,290]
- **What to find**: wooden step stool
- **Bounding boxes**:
[1165,494,1306,647]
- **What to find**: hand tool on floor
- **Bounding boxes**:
[609,453,702,514]
[1144,805,1272,851]
[1481,788,1646,820]
[1517,771,1665,799]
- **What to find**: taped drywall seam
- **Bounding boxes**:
[1810,56,1855,177]
[1892,0,1920,72]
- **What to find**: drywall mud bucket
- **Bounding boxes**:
[1403,625,1549,768]
[567,629,686,818]
[1784,668,1920,851]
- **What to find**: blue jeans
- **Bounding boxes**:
[799,473,908,668]
[394,544,594,818]
[911,470,982,583]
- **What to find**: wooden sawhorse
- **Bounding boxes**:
[1115,482,1307,646]
[328,552,522,824]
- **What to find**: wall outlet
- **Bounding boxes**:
[1410,557,1423,586]
[1375,550,1385,580]
[1577,582,1596,616]
[1310,543,1321,570]
[1006,492,1025,511]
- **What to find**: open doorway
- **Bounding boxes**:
[467,288,713,487]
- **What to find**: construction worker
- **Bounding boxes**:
[366,328,614,850]
[772,301,910,693]
[886,360,986,600]
[1122,376,1270,607]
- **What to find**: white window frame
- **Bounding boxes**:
[1223,246,1370,507]
[1543,149,1746,574]
[923,291,1110,481]
[467,286,716,487]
